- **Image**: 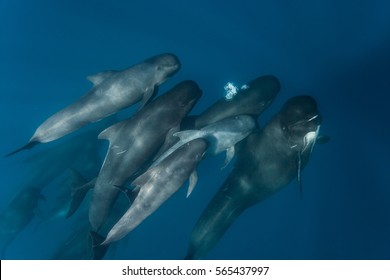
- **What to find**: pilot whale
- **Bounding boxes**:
[89,80,202,231]
[100,138,208,246]
[6,53,180,157]
[185,95,323,259]
[152,115,256,169]
[0,187,45,258]
[182,75,280,130]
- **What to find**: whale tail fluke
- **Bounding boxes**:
[184,251,196,260]
[185,180,247,260]
[90,231,109,260]
[66,170,96,218]
[5,141,39,158]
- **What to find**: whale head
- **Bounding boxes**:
[231,115,257,133]
[164,80,202,115]
[235,75,281,116]
[279,95,322,198]
[147,53,181,84]
[280,95,322,153]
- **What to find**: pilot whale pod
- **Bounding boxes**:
[89,80,202,231]
[6,53,181,157]
[182,75,280,130]
[100,138,208,246]
[185,95,323,259]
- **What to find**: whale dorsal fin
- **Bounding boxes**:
[139,85,158,111]
[87,70,118,86]
[173,130,205,143]
[131,166,158,188]
[113,185,138,205]
[98,121,125,142]
[186,170,198,198]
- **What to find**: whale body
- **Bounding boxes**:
[101,138,208,245]
[185,95,322,259]
[6,53,180,157]
[89,80,202,230]
[152,115,256,169]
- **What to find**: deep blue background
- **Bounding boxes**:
[1,0,389,259]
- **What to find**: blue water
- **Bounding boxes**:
[1,0,389,260]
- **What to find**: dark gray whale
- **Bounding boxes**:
[182,75,280,130]
[89,80,202,231]
[185,95,323,259]
[0,188,45,258]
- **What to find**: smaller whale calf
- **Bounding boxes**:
[152,115,256,169]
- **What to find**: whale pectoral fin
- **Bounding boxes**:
[187,170,198,198]
[316,135,330,144]
[221,146,235,169]
[90,231,109,260]
[98,120,126,141]
[87,70,117,86]
[139,85,158,111]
